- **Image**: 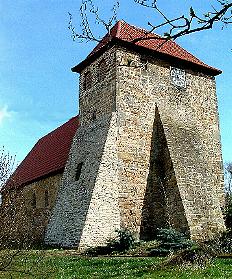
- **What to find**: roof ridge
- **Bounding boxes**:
[125,21,160,37]
[115,20,122,38]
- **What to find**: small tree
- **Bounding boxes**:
[0,146,17,192]
[224,162,232,229]
[0,147,35,249]
[0,148,43,277]
[224,162,232,195]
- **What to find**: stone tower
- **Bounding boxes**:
[45,21,225,248]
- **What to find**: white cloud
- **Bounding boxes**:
[0,105,12,125]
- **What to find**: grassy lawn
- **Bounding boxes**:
[0,250,232,279]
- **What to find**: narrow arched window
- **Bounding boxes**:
[75,162,83,181]
[32,192,36,209]
[98,59,107,82]
[45,189,49,207]
[83,71,92,90]
[92,111,96,121]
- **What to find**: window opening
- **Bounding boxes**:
[140,57,148,70]
[32,192,36,209]
[92,111,96,121]
[45,189,49,207]
[83,71,92,90]
[75,162,83,181]
[98,59,107,82]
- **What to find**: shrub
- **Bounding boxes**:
[85,229,135,256]
[113,229,135,251]
[149,228,194,256]
[225,195,232,229]
[218,230,232,254]
[153,229,221,266]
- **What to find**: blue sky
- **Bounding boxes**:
[0,0,231,164]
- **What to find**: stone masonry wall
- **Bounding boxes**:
[79,47,117,126]
[0,173,62,246]
[115,46,225,241]
[23,173,62,210]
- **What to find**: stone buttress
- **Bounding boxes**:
[45,47,120,248]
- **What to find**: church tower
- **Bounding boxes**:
[45,21,225,248]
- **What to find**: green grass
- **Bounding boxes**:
[0,250,232,279]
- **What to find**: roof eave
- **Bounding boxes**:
[71,39,116,73]
[1,167,65,193]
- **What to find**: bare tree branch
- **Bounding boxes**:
[0,146,17,190]
[68,0,119,42]
[68,0,232,54]
[134,0,232,41]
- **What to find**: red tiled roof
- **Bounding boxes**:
[4,116,79,190]
[72,20,221,75]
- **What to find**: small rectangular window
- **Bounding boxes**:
[98,59,107,82]
[140,56,148,70]
[75,162,83,181]
[92,111,96,121]
[32,192,36,209]
[45,189,49,207]
[83,71,92,91]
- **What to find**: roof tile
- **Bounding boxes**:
[5,116,79,190]
[74,20,221,75]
